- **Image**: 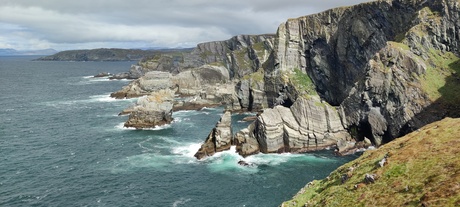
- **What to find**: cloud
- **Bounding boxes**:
[0,0,371,50]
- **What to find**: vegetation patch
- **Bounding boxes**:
[234,49,251,68]
[282,117,460,207]
[242,69,264,88]
[288,68,318,98]
[419,49,460,105]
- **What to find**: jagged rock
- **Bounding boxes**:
[110,65,149,80]
[110,71,173,99]
[234,122,260,156]
[194,111,233,159]
[123,89,174,129]
[236,70,268,111]
[236,96,350,156]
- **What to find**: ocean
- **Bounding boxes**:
[0,56,359,207]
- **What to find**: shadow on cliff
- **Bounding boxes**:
[395,60,460,141]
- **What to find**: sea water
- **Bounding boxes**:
[0,56,359,207]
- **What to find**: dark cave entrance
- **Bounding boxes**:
[281,98,294,108]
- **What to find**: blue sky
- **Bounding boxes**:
[0,0,370,51]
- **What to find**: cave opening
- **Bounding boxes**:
[281,98,294,108]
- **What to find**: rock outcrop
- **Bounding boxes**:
[122,89,174,129]
[110,71,173,99]
[194,111,233,159]
[235,96,351,156]
[111,34,275,111]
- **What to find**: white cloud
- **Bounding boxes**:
[0,0,371,50]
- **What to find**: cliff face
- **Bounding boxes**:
[192,34,275,79]
[111,34,275,111]
[270,0,460,145]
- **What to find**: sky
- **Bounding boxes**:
[0,0,370,51]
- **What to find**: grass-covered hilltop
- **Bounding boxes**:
[281,117,460,207]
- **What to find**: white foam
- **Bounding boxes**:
[41,93,135,108]
[173,110,198,116]
[171,143,202,158]
[172,198,192,207]
[114,122,172,131]
[89,94,119,102]
[244,153,307,166]
[144,124,172,131]
[114,122,135,130]
[157,136,181,145]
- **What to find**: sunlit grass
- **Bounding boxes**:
[282,118,460,207]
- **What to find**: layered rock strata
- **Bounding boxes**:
[122,89,174,129]
[111,71,173,99]
[270,0,460,145]
[115,0,460,159]
[194,111,233,159]
[235,96,351,156]
[111,34,275,112]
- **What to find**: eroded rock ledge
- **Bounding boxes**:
[195,96,358,159]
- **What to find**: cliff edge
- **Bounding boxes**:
[281,117,460,207]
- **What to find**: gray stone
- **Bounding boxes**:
[195,111,233,159]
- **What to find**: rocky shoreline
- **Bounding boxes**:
[107,0,459,162]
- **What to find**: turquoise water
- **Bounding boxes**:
[0,56,359,207]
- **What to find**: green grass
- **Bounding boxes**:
[241,69,264,88]
[419,49,460,105]
[281,118,460,207]
[252,42,267,58]
[289,68,317,97]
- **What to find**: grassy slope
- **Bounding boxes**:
[282,117,460,207]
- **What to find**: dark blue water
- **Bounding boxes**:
[0,56,359,207]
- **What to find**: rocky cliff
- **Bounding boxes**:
[113,0,460,160]
[111,34,275,111]
[269,0,460,147]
